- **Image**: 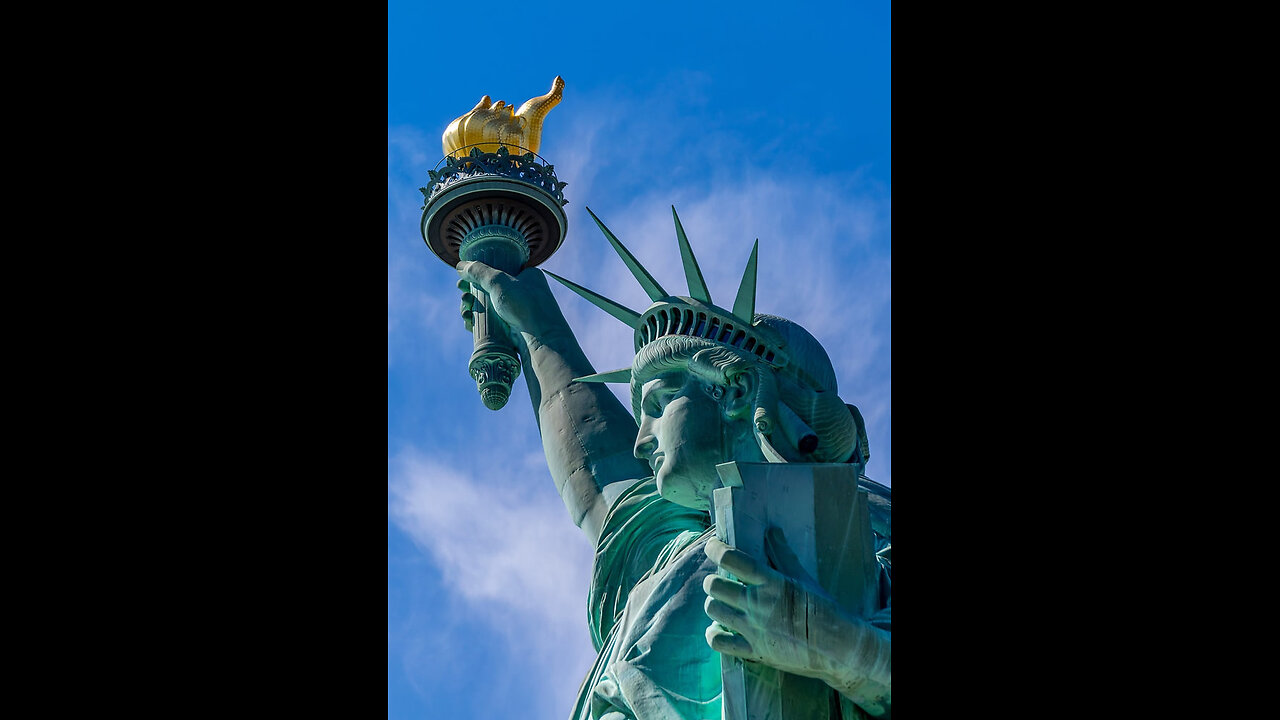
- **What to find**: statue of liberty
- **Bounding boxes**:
[426,79,890,720]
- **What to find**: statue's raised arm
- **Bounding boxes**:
[424,77,647,543]
[456,258,651,542]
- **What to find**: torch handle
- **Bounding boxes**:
[455,224,531,411]
[466,284,522,411]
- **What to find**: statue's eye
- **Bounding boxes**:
[643,387,677,418]
[644,395,666,418]
[642,393,661,418]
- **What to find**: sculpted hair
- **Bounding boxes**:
[630,334,719,420]
[630,317,860,464]
[755,314,859,464]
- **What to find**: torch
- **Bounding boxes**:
[420,77,568,410]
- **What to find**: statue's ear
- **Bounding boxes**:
[721,369,757,421]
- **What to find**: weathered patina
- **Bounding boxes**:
[423,79,891,719]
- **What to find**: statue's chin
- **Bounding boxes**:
[655,472,715,512]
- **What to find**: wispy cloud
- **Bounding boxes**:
[390,450,595,614]
[389,448,598,719]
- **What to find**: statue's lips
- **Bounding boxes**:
[650,453,664,474]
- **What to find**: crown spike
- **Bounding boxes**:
[573,368,633,384]
[544,270,642,327]
[586,207,667,302]
[732,239,759,323]
[671,206,712,304]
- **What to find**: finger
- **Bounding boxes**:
[705,624,756,659]
[456,260,511,294]
[705,538,775,586]
[764,526,819,587]
[460,293,475,315]
[703,574,748,611]
[704,595,749,631]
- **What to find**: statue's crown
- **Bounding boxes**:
[556,208,866,466]
[550,207,799,387]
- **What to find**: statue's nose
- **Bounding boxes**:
[634,432,657,461]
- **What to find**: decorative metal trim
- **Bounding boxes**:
[635,303,790,371]
[458,223,531,266]
[421,145,569,207]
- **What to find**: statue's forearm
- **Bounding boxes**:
[520,325,650,541]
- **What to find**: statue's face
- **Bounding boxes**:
[634,372,730,511]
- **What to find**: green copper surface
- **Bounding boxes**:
[450,206,890,720]
[672,206,712,304]
[573,368,633,384]
[544,270,642,327]
[586,206,668,302]
[732,239,758,324]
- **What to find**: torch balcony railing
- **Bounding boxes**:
[421,144,568,207]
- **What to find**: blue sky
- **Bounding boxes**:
[388,2,890,717]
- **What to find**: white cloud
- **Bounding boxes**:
[391,451,593,610]
[389,448,599,718]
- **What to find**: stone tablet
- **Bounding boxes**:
[714,461,878,720]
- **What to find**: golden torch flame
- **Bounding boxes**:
[442,76,564,159]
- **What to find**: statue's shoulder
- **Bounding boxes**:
[858,475,891,542]
[857,475,891,503]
